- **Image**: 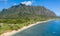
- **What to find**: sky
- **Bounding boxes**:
[0,0,60,16]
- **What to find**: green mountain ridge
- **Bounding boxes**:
[0,3,57,35]
[0,3,56,19]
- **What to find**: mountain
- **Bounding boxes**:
[0,3,56,19]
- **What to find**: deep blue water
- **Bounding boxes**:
[12,20,60,36]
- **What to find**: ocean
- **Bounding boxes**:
[12,20,60,36]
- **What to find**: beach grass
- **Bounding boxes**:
[0,17,50,36]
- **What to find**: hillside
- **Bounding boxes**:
[0,3,57,35]
[0,3,56,19]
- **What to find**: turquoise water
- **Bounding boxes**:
[12,20,60,36]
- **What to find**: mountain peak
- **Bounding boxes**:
[0,3,56,19]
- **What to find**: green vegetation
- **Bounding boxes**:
[0,17,50,35]
[0,4,56,19]
[0,3,57,35]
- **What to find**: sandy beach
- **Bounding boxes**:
[0,20,52,36]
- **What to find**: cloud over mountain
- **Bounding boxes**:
[21,1,32,6]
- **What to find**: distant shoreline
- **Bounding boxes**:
[0,19,52,36]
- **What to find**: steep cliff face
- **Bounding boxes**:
[0,4,56,19]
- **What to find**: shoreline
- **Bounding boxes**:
[0,20,52,36]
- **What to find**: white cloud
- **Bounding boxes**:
[21,1,32,6]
